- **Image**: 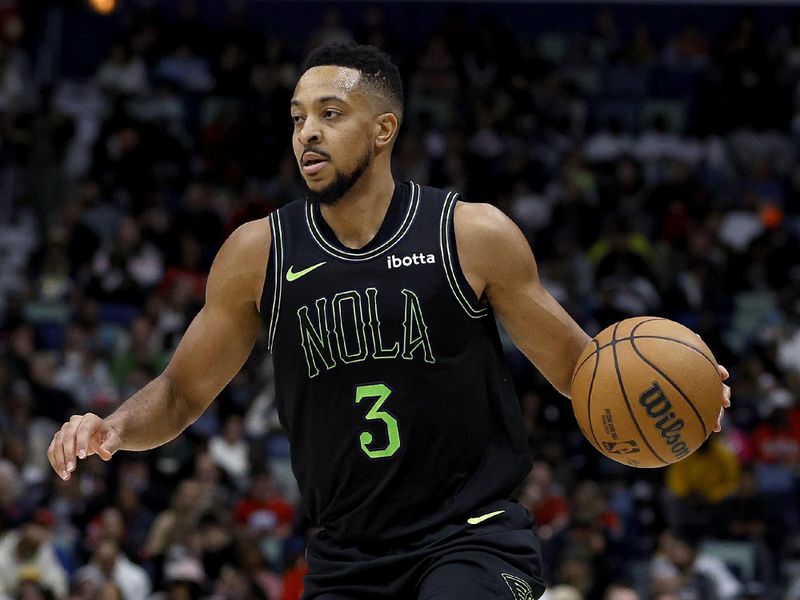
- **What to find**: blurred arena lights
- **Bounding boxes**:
[88,0,117,15]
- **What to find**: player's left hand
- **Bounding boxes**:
[714,364,731,432]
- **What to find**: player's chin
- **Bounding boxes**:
[303,176,328,191]
[301,169,330,188]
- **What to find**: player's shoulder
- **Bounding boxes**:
[224,216,272,258]
[452,200,534,281]
[208,216,272,305]
[453,200,519,244]
[211,216,271,278]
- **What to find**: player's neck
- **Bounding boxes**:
[319,167,396,250]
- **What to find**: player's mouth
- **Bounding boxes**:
[302,151,330,175]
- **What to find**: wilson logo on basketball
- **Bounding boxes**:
[639,382,690,460]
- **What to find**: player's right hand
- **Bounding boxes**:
[47,413,121,480]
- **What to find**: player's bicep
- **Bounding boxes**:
[163,220,268,411]
[166,302,260,409]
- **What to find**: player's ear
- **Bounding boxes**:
[374,113,399,149]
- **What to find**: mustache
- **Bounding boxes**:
[302,147,331,160]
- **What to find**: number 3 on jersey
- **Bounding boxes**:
[355,383,400,459]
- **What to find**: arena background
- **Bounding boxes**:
[1,1,800,599]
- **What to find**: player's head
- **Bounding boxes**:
[292,43,403,205]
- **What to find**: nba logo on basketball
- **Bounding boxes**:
[602,440,640,455]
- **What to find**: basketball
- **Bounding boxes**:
[570,317,723,468]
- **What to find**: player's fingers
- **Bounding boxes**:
[97,427,121,461]
[73,413,102,460]
[713,407,724,432]
[51,426,72,480]
[722,384,731,408]
[47,435,54,469]
[60,415,84,475]
[59,432,73,480]
[50,428,70,480]
[48,431,66,479]
[87,429,105,459]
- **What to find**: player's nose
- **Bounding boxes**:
[298,116,322,145]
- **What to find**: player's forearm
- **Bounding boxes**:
[104,373,203,451]
[521,285,591,398]
[559,326,592,397]
[540,316,591,398]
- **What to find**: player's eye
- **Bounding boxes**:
[323,109,339,119]
[291,115,305,125]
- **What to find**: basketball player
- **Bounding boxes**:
[48,44,731,599]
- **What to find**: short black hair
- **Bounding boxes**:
[302,43,404,124]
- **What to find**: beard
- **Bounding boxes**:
[305,146,372,206]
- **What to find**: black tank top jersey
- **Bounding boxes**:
[260,181,531,545]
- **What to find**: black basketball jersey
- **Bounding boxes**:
[260,181,531,545]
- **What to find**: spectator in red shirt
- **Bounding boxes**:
[234,470,294,540]
[750,389,800,465]
[519,461,570,542]
[749,389,800,500]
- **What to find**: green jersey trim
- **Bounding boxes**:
[440,193,489,319]
[267,211,285,352]
[304,182,421,261]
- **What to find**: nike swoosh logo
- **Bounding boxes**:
[467,509,505,525]
[286,261,326,282]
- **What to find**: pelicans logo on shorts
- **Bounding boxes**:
[501,573,534,600]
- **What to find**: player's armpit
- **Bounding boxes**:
[454,202,589,397]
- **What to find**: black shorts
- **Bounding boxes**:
[302,499,546,600]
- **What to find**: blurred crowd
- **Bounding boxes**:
[1,1,800,599]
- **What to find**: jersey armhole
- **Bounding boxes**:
[260,210,285,352]
[439,193,489,319]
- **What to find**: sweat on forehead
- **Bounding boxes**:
[331,67,362,93]
[296,66,364,97]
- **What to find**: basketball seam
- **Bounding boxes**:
[574,334,719,379]
[628,336,710,439]
[571,318,667,379]
[585,339,602,453]
[622,335,719,373]
[611,322,669,466]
